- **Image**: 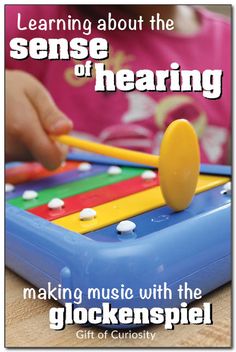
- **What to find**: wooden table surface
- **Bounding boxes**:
[6,269,231,348]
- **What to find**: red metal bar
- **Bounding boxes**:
[29,174,159,221]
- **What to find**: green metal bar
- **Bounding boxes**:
[8,167,146,210]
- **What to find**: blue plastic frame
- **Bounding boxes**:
[6,158,231,328]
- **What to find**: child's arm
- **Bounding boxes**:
[6,70,73,170]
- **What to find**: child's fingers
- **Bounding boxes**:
[6,134,34,162]
[27,79,73,135]
[21,108,69,170]
[6,70,71,169]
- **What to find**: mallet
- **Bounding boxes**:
[54,119,200,211]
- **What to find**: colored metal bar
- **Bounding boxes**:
[85,184,231,242]
[67,153,231,176]
[5,162,23,169]
[67,152,155,169]
[6,161,79,185]
[200,164,231,176]
[29,174,159,220]
[8,167,145,210]
[53,175,229,234]
[6,165,107,200]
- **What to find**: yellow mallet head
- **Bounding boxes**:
[159,119,200,211]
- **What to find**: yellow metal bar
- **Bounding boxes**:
[53,174,229,234]
[54,135,159,168]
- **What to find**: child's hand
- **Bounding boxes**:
[6,70,73,170]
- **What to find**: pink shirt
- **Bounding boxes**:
[6,5,231,164]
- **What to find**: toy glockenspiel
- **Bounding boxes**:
[5,120,231,327]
